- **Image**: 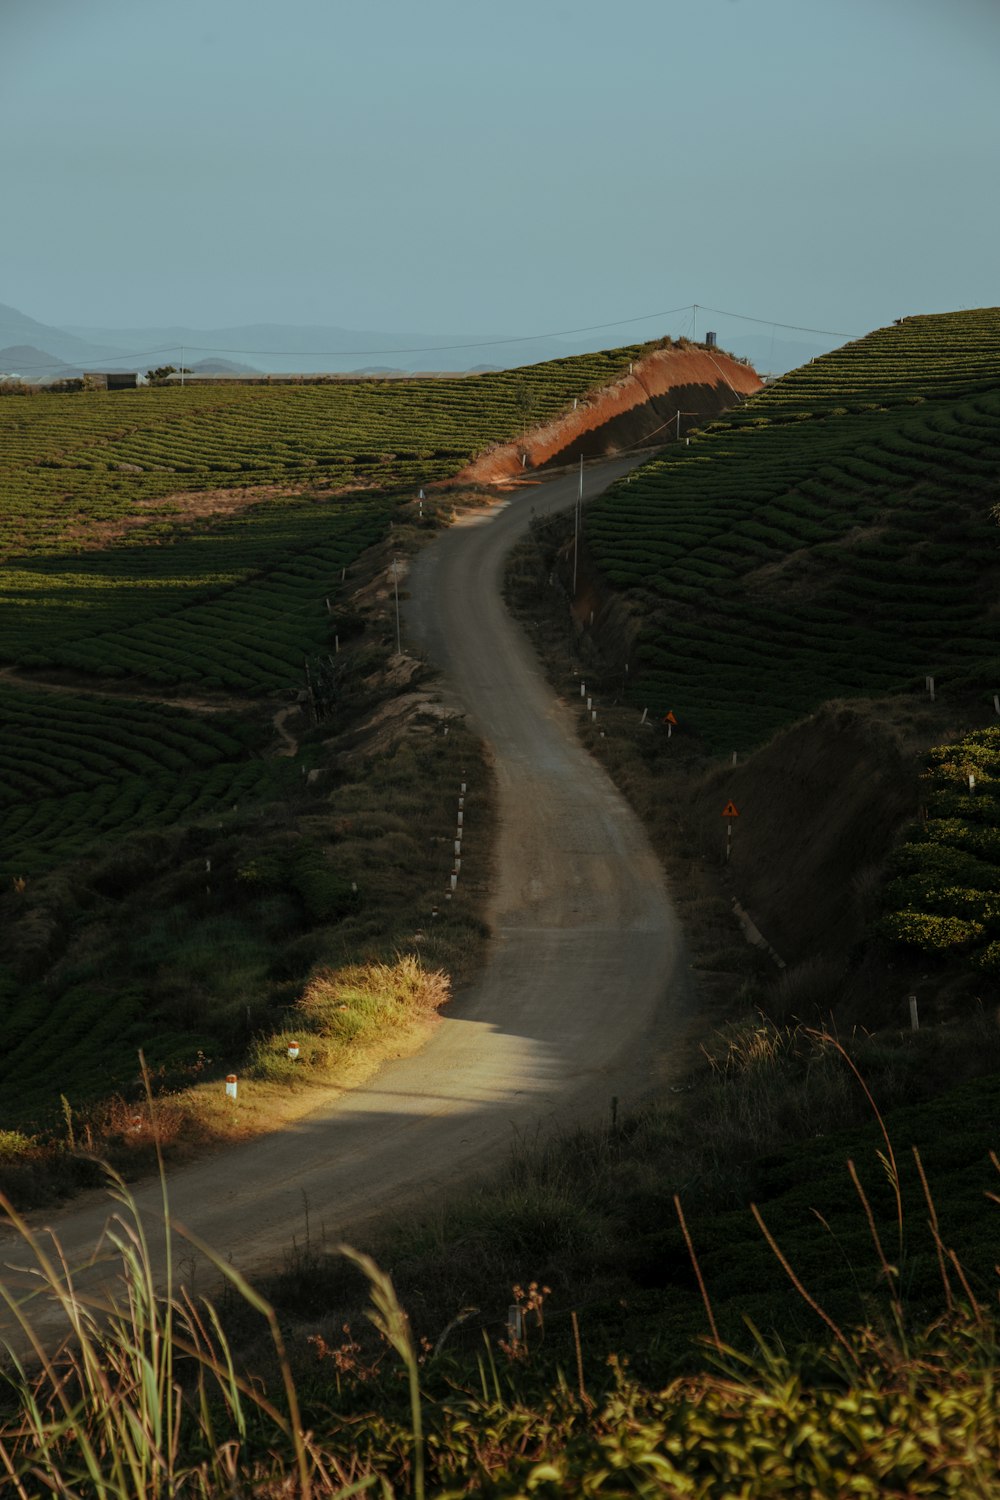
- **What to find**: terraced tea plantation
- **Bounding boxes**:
[2,494,394,690]
[0,685,279,874]
[0,343,655,558]
[586,309,1000,753]
[0,343,661,692]
[880,726,1000,973]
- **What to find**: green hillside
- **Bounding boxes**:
[585,309,1000,752]
[0,343,656,558]
[0,343,661,693]
[880,724,1000,973]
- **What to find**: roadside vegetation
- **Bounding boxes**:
[2,1023,998,1495]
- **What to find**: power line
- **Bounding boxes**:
[696,304,860,339]
[0,300,862,375]
[143,307,697,360]
[0,309,693,368]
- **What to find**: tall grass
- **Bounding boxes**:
[2,1154,997,1496]
[0,1164,381,1496]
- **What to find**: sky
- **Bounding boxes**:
[1,0,998,351]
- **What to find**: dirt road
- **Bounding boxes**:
[2,455,687,1324]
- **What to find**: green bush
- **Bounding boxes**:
[878,910,984,951]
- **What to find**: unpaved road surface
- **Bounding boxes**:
[1,455,687,1329]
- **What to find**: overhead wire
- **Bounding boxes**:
[0,308,695,369]
[0,300,861,373]
[696,304,860,339]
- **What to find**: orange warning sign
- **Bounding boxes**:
[722,801,740,818]
[663,710,678,725]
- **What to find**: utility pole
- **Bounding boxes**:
[392,557,401,655]
[180,345,185,387]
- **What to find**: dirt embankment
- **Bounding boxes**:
[686,702,923,966]
[460,347,762,483]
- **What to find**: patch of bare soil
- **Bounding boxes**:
[57,478,385,553]
[271,703,302,756]
[0,664,255,716]
[328,678,460,766]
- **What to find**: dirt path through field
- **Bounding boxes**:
[0,664,253,717]
[1,454,690,1339]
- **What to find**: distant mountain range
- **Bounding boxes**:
[0,300,844,382]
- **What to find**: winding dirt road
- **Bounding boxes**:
[2,455,688,1327]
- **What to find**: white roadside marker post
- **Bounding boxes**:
[226,1074,238,1101]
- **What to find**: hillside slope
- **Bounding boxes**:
[0,336,710,561]
[585,308,1000,754]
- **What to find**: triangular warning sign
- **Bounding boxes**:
[663,710,678,725]
[722,801,740,818]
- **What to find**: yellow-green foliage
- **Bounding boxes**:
[0,1129,34,1162]
[416,1321,1000,1496]
[881,727,1000,968]
[248,955,450,1079]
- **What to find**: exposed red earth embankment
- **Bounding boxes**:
[460,346,762,482]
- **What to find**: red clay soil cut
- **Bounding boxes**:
[460,347,762,483]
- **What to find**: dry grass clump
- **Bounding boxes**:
[248,955,449,1079]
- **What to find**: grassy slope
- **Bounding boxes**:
[585,309,1000,753]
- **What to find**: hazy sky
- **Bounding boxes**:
[2,0,998,347]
